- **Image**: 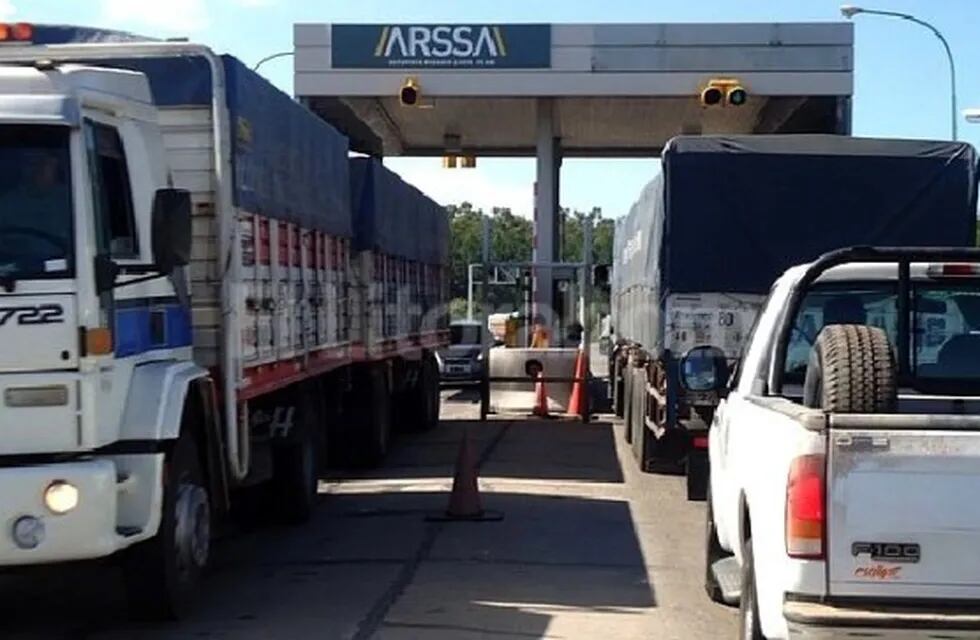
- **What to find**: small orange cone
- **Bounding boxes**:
[567,349,590,419]
[532,371,550,417]
[427,427,503,522]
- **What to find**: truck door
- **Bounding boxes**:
[83,118,144,423]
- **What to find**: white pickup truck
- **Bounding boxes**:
[691,247,980,639]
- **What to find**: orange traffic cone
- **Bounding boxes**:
[532,371,550,418]
[567,349,590,419]
[427,427,503,522]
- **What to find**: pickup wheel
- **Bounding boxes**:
[738,539,767,640]
[704,484,726,603]
[803,324,896,413]
[124,433,210,620]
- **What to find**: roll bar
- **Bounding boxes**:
[769,246,980,396]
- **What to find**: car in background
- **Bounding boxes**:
[437,320,489,384]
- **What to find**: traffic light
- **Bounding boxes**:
[399,77,421,107]
[699,78,748,108]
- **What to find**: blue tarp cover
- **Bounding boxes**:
[613,134,979,346]
[349,157,448,264]
[31,26,352,237]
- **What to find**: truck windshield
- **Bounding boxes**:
[0,126,73,279]
[785,282,980,383]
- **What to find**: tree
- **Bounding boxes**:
[447,202,612,316]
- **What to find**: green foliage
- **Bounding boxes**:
[448,297,471,321]
[446,202,615,311]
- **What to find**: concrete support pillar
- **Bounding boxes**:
[533,98,561,332]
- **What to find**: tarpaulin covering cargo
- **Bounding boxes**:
[350,157,449,264]
[613,134,979,355]
[31,25,353,238]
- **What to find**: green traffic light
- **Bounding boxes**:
[727,88,747,106]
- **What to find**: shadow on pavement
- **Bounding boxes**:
[0,489,653,640]
[341,419,625,484]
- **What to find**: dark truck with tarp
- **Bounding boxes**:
[608,134,978,500]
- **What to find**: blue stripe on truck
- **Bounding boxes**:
[114,298,192,358]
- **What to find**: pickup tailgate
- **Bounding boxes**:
[827,415,980,600]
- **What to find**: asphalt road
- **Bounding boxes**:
[0,388,736,639]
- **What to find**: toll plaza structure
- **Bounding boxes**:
[294,21,854,332]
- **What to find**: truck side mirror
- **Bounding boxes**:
[93,253,121,295]
[680,345,730,393]
[151,188,192,274]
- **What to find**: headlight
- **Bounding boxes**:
[476,351,484,361]
[44,480,79,515]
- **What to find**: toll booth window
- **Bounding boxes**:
[85,121,138,258]
[783,285,898,383]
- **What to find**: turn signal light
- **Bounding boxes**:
[786,454,825,559]
[0,22,34,42]
[82,327,113,356]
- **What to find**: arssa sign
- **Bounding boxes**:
[331,24,551,69]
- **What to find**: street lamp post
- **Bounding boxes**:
[840,5,958,141]
[253,51,293,72]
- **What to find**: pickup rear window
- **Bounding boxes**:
[785,282,980,382]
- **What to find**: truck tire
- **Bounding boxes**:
[686,447,709,501]
[421,354,441,431]
[124,432,210,620]
[738,539,767,640]
[803,324,896,413]
[357,365,393,466]
[401,355,440,433]
[271,388,320,524]
[622,364,633,443]
[612,355,625,418]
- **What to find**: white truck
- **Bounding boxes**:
[696,246,980,639]
[0,24,447,618]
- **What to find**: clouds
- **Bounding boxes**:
[97,0,273,35]
[387,158,534,217]
[0,0,16,20]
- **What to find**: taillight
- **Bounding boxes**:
[786,454,825,559]
[927,263,980,278]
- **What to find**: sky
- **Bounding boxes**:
[6,0,980,219]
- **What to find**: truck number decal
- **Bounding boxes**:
[851,542,920,563]
[0,304,65,327]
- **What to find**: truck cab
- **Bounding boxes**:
[0,58,197,556]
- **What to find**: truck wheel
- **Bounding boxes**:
[612,356,624,418]
[704,484,726,603]
[422,354,441,431]
[358,366,392,466]
[124,433,210,620]
[738,540,767,640]
[622,365,633,443]
[400,355,439,433]
[803,324,896,413]
[686,447,709,501]
[271,390,320,524]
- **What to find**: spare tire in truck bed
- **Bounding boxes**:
[803,324,897,413]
